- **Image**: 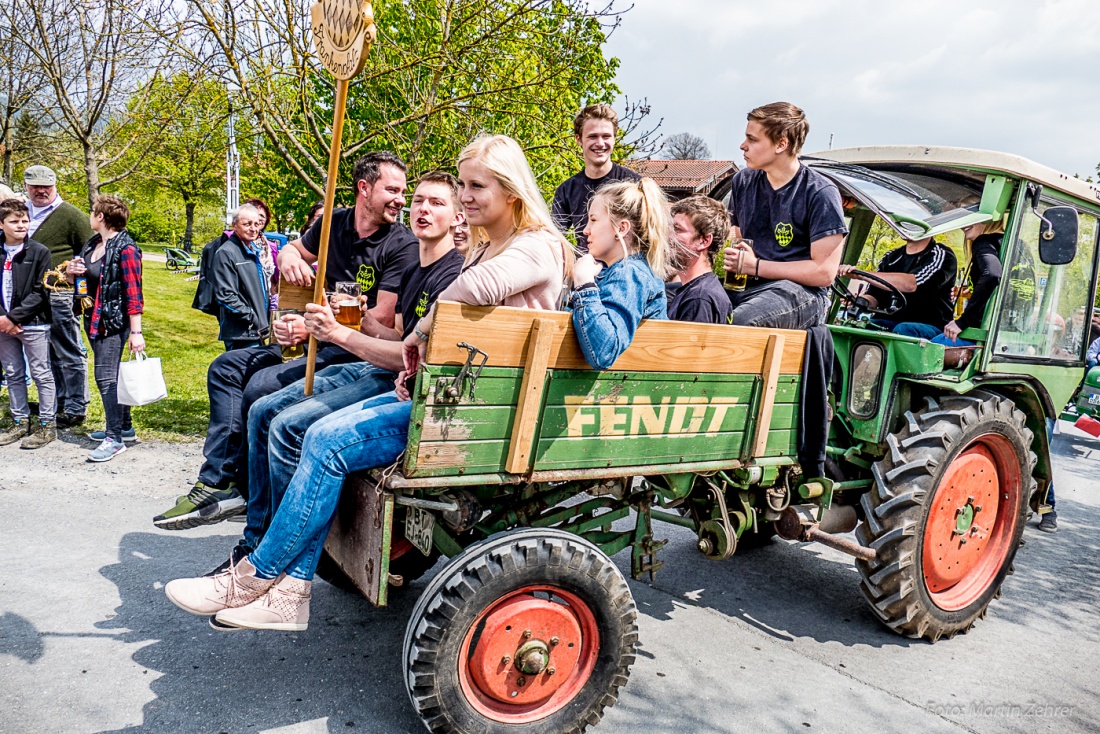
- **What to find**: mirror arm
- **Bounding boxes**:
[1027,183,1056,239]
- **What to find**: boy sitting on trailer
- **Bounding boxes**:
[667,195,734,325]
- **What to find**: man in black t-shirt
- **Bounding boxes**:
[840,236,957,338]
[200,173,468,562]
[668,195,734,325]
[552,104,641,251]
[154,151,419,531]
[723,102,848,329]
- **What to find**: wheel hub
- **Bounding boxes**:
[466,595,584,706]
[923,445,1000,593]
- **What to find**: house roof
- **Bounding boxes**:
[626,159,739,194]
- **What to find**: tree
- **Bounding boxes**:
[167,0,649,206]
[12,0,177,207]
[0,18,46,185]
[660,132,710,160]
[121,72,230,248]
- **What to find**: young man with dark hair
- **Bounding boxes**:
[0,198,57,448]
[839,235,957,337]
[202,173,467,575]
[722,102,848,329]
[22,165,93,428]
[668,195,734,325]
[552,103,640,251]
[154,151,418,530]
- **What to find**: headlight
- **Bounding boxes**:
[848,343,884,418]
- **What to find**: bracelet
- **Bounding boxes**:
[414,325,429,342]
[755,259,760,277]
[132,331,142,335]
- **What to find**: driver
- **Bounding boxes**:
[839,234,957,338]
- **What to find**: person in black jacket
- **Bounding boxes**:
[0,198,56,448]
[211,204,271,350]
[931,220,1005,347]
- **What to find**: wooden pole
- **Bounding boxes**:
[303,77,350,396]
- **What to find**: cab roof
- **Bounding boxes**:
[807,145,1100,207]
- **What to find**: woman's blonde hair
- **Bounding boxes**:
[981,216,1006,236]
[456,134,572,275]
[592,177,673,279]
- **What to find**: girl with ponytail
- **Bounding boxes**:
[568,177,671,369]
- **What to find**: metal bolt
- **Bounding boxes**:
[549,637,560,646]
[501,655,511,666]
[522,629,532,639]
[516,676,527,686]
[974,505,983,512]
[546,667,556,676]
[959,537,967,545]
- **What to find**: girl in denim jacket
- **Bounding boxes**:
[569,178,671,368]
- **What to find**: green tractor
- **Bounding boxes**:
[322,147,1100,733]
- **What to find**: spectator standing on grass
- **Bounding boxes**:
[66,196,144,462]
[551,104,640,252]
[302,202,324,236]
[245,198,280,309]
[210,204,271,351]
[0,198,57,449]
[23,165,93,429]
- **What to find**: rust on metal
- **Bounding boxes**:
[803,525,877,561]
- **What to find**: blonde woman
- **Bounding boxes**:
[932,219,1005,347]
[166,134,571,632]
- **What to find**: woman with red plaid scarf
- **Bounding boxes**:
[66,195,145,462]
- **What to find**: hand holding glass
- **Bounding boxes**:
[724,238,753,291]
[334,281,362,330]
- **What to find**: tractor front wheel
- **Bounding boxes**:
[403,528,637,733]
[856,390,1036,641]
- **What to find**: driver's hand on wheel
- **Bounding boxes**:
[837,264,860,278]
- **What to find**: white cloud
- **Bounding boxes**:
[607,0,1100,177]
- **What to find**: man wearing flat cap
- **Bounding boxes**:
[24,165,93,428]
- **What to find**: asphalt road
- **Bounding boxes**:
[1,422,1097,734]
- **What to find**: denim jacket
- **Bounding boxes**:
[568,253,666,369]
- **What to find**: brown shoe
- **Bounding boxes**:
[21,422,56,450]
[164,557,274,616]
[215,575,311,631]
[0,420,28,446]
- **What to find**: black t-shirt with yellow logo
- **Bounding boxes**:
[300,208,418,308]
[396,247,465,338]
[727,166,848,269]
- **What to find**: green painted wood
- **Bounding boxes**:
[422,406,516,442]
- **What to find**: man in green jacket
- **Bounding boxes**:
[24,165,93,427]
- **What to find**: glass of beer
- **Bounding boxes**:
[724,238,753,291]
[334,281,362,330]
[271,309,305,360]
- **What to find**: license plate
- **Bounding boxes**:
[1089,394,1100,406]
[405,507,435,557]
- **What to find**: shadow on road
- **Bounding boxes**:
[92,532,426,734]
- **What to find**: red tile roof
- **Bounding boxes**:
[626,159,739,193]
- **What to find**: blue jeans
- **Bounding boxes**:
[874,321,942,339]
[243,362,397,549]
[728,280,827,329]
[930,334,976,347]
[249,391,411,580]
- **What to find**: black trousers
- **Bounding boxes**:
[197,343,358,494]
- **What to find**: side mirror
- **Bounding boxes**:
[1038,205,1079,265]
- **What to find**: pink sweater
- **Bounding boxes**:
[437,228,568,310]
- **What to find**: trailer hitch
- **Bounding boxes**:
[435,342,488,404]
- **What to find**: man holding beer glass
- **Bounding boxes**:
[722,102,847,329]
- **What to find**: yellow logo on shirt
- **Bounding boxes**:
[775,222,794,247]
[415,291,429,317]
[356,264,376,291]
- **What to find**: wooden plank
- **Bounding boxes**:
[422,406,516,442]
[427,302,806,375]
[278,276,314,312]
[323,474,393,606]
[750,334,785,458]
[505,319,555,473]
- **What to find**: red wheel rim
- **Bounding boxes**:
[921,435,1022,611]
[458,585,599,724]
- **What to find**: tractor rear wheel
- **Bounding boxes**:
[403,528,637,733]
[856,390,1035,641]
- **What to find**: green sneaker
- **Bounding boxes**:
[0,420,28,446]
[153,482,246,530]
[21,421,57,450]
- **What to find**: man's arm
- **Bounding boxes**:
[739,233,845,288]
[303,302,404,372]
[277,238,316,286]
[368,289,399,330]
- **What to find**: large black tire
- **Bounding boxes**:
[856,390,1036,641]
[403,528,637,734]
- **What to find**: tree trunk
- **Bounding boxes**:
[83,141,100,210]
[2,121,11,185]
[184,199,196,252]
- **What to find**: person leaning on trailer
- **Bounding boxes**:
[722,102,848,330]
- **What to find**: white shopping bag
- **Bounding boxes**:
[117,352,168,406]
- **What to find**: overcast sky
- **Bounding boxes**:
[605,0,1100,177]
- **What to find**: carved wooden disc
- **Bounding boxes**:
[310,0,376,79]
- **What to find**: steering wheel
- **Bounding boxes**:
[831,270,907,319]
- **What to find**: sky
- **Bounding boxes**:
[605,0,1100,178]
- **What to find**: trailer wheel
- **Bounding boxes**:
[856,390,1035,641]
[403,528,637,733]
